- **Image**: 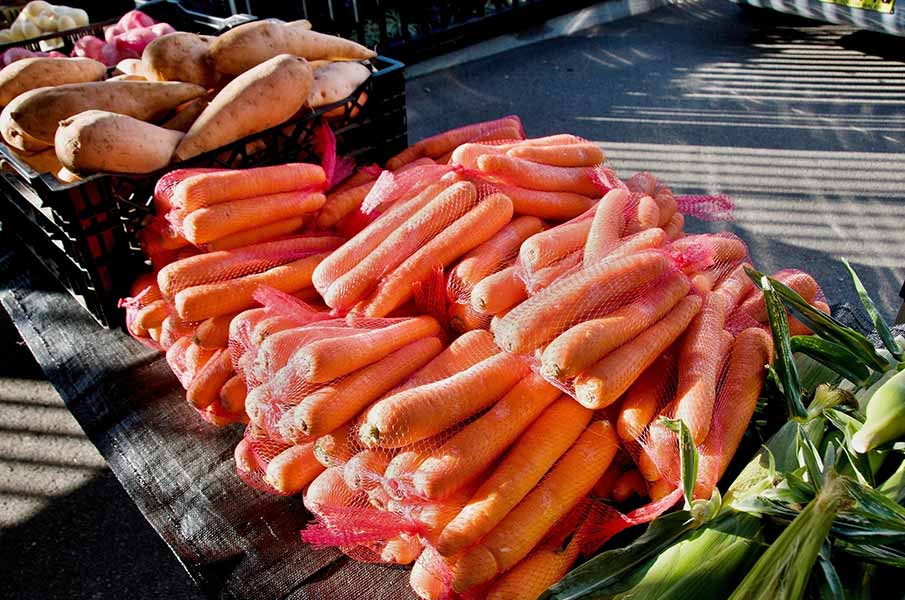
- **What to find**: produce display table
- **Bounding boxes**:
[0,244,417,600]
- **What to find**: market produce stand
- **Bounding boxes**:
[0,246,417,600]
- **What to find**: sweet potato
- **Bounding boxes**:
[142,32,218,88]
[0,57,106,107]
[1,80,206,151]
[209,20,375,76]
[55,110,183,174]
[307,61,370,108]
[174,54,313,161]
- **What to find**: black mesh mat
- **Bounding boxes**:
[0,246,418,600]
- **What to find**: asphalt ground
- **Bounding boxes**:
[2,0,905,598]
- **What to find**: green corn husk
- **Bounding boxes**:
[607,513,765,600]
[727,474,849,600]
[851,369,905,454]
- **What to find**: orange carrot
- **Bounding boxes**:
[312,181,451,296]
[264,442,323,495]
[228,307,270,350]
[173,163,326,211]
[450,215,543,291]
[174,252,327,321]
[381,535,423,565]
[672,294,732,444]
[436,397,592,557]
[692,271,717,294]
[451,142,504,169]
[166,336,192,378]
[520,208,595,271]
[490,182,595,220]
[187,349,234,409]
[135,299,168,331]
[294,316,440,384]
[672,234,747,270]
[421,115,523,159]
[413,373,561,499]
[617,351,677,442]
[343,449,391,492]
[280,336,442,440]
[738,270,820,322]
[193,312,237,348]
[313,424,356,468]
[201,217,306,252]
[304,467,360,513]
[147,327,161,343]
[526,251,582,292]
[386,145,426,172]
[158,236,339,300]
[409,548,451,600]
[158,315,186,350]
[649,479,674,501]
[541,271,689,379]
[694,327,772,499]
[447,301,491,334]
[361,192,515,317]
[608,227,668,258]
[331,167,379,194]
[402,329,498,390]
[450,420,619,592]
[219,374,247,414]
[507,143,604,167]
[714,262,754,313]
[486,535,581,600]
[254,326,367,381]
[470,266,527,315]
[477,153,601,196]
[611,469,647,503]
[324,181,478,310]
[584,189,629,266]
[625,195,660,234]
[495,250,673,354]
[574,295,703,409]
[184,342,216,381]
[593,459,626,498]
[359,351,529,449]
[182,192,326,244]
[317,179,376,229]
[663,212,684,240]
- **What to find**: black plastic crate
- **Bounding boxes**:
[0,4,407,328]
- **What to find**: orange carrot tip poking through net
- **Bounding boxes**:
[495,249,673,355]
[477,153,602,196]
[171,163,326,212]
[584,188,629,266]
[625,195,660,235]
[313,424,356,469]
[449,420,619,593]
[358,351,529,449]
[574,294,703,409]
[436,396,592,557]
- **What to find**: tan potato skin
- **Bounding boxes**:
[1,80,206,150]
[55,110,184,175]
[174,54,313,161]
[142,32,218,88]
[0,57,106,107]
[307,61,370,108]
[209,20,375,76]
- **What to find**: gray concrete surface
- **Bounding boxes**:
[3,1,905,598]
[407,0,905,320]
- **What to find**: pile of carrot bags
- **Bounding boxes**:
[122,116,835,599]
